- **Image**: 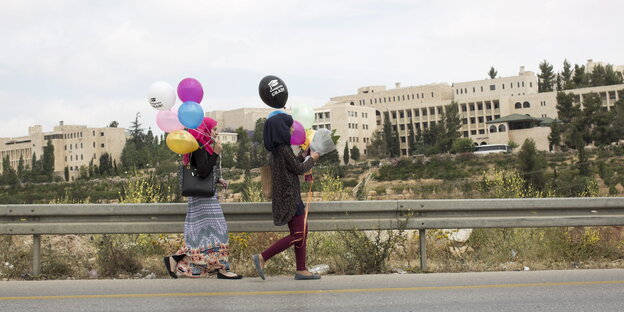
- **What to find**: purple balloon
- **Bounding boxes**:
[290,120,306,145]
[177,78,204,103]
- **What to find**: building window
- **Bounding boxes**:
[498,125,506,132]
[462,118,468,125]
[470,118,476,124]
[422,109,427,116]
[65,156,67,161]
[490,125,497,133]
[486,116,492,121]
[477,104,483,110]
[471,130,477,135]
[101,144,105,148]
[431,92,434,97]
[461,104,467,112]
[401,137,406,143]
[70,155,73,161]
[414,109,419,116]
[80,143,83,148]
[479,129,485,134]
[502,83,505,90]
[494,102,500,109]
[81,155,83,160]
[523,101,530,108]
[64,145,67,150]
[463,131,469,137]
[437,107,443,114]
[495,114,500,119]
[430,107,435,115]
[486,103,491,109]
[478,117,484,123]
[490,85,495,91]
[515,102,522,109]
[469,104,475,111]
[400,125,405,131]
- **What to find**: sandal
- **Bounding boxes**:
[163,256,178,279]
[217,271,243,279]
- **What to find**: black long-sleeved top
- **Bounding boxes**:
[190,149,221,179]
[269,145,315,226]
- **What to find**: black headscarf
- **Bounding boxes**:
[263,113,293,152]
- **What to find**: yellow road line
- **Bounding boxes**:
[2,280,623,301]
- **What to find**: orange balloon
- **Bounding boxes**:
[166,130,199,154]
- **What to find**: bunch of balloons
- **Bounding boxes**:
[259,75,335,155]
[148,78,206,154]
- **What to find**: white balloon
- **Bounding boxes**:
[310,128,336,155]
[147,81,176,111]
[291,102,314,129]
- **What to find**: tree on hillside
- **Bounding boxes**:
[251,118,268,168]
[613,98,624,142]
[350,146,360,162]
[17,155,24,179]
[573,64,590,88]
[439,102,462,152]
[450,138,474,154]
[518,138,546,191]
[235,127,251,170]
[366,130,386,159]
[548,120,562,151]
[590,64,607,87]
[42,139,55,180]
[488,67,497,79]
[604,65,624,85]
[538,60,555,92]
[99,152,113,176]
[407,121,416,156]
[561,59,574,90]
[1,156,18,185]
[382,112,393,157]
[343,142,350,165]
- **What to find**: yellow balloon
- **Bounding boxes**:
[300,129,316,150]
[166,130,199,154]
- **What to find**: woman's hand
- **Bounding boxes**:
[310,151,320,161]
[214,141,223,154]
[218,178,228,189]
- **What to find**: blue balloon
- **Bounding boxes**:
[268,110,286,119]
[178,101,204,129]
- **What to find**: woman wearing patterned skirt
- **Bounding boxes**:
[163,117,242,279]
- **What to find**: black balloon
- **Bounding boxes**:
[259,75,288,108]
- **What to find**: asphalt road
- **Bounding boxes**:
[1,269,623,312]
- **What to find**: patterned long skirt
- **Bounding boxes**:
[172,195,231,277]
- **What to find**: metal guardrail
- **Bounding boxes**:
[2,198,624,275]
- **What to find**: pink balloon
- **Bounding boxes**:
[156,109,184,133]
[290,120,306,145]
[177,78,204,103]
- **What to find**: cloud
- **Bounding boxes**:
[1,0,623,138]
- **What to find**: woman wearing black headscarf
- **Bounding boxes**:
[252,113,321,280]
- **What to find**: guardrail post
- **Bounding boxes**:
[419,229,427,271]
[33,234,41,276]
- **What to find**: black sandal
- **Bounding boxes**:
[217,271,243,279]
[163,257,178,279]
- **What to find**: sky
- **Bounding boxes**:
[1,0,623,138]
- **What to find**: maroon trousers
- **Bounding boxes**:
[261,214,308,271]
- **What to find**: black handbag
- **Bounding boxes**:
[180,151,216,197]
